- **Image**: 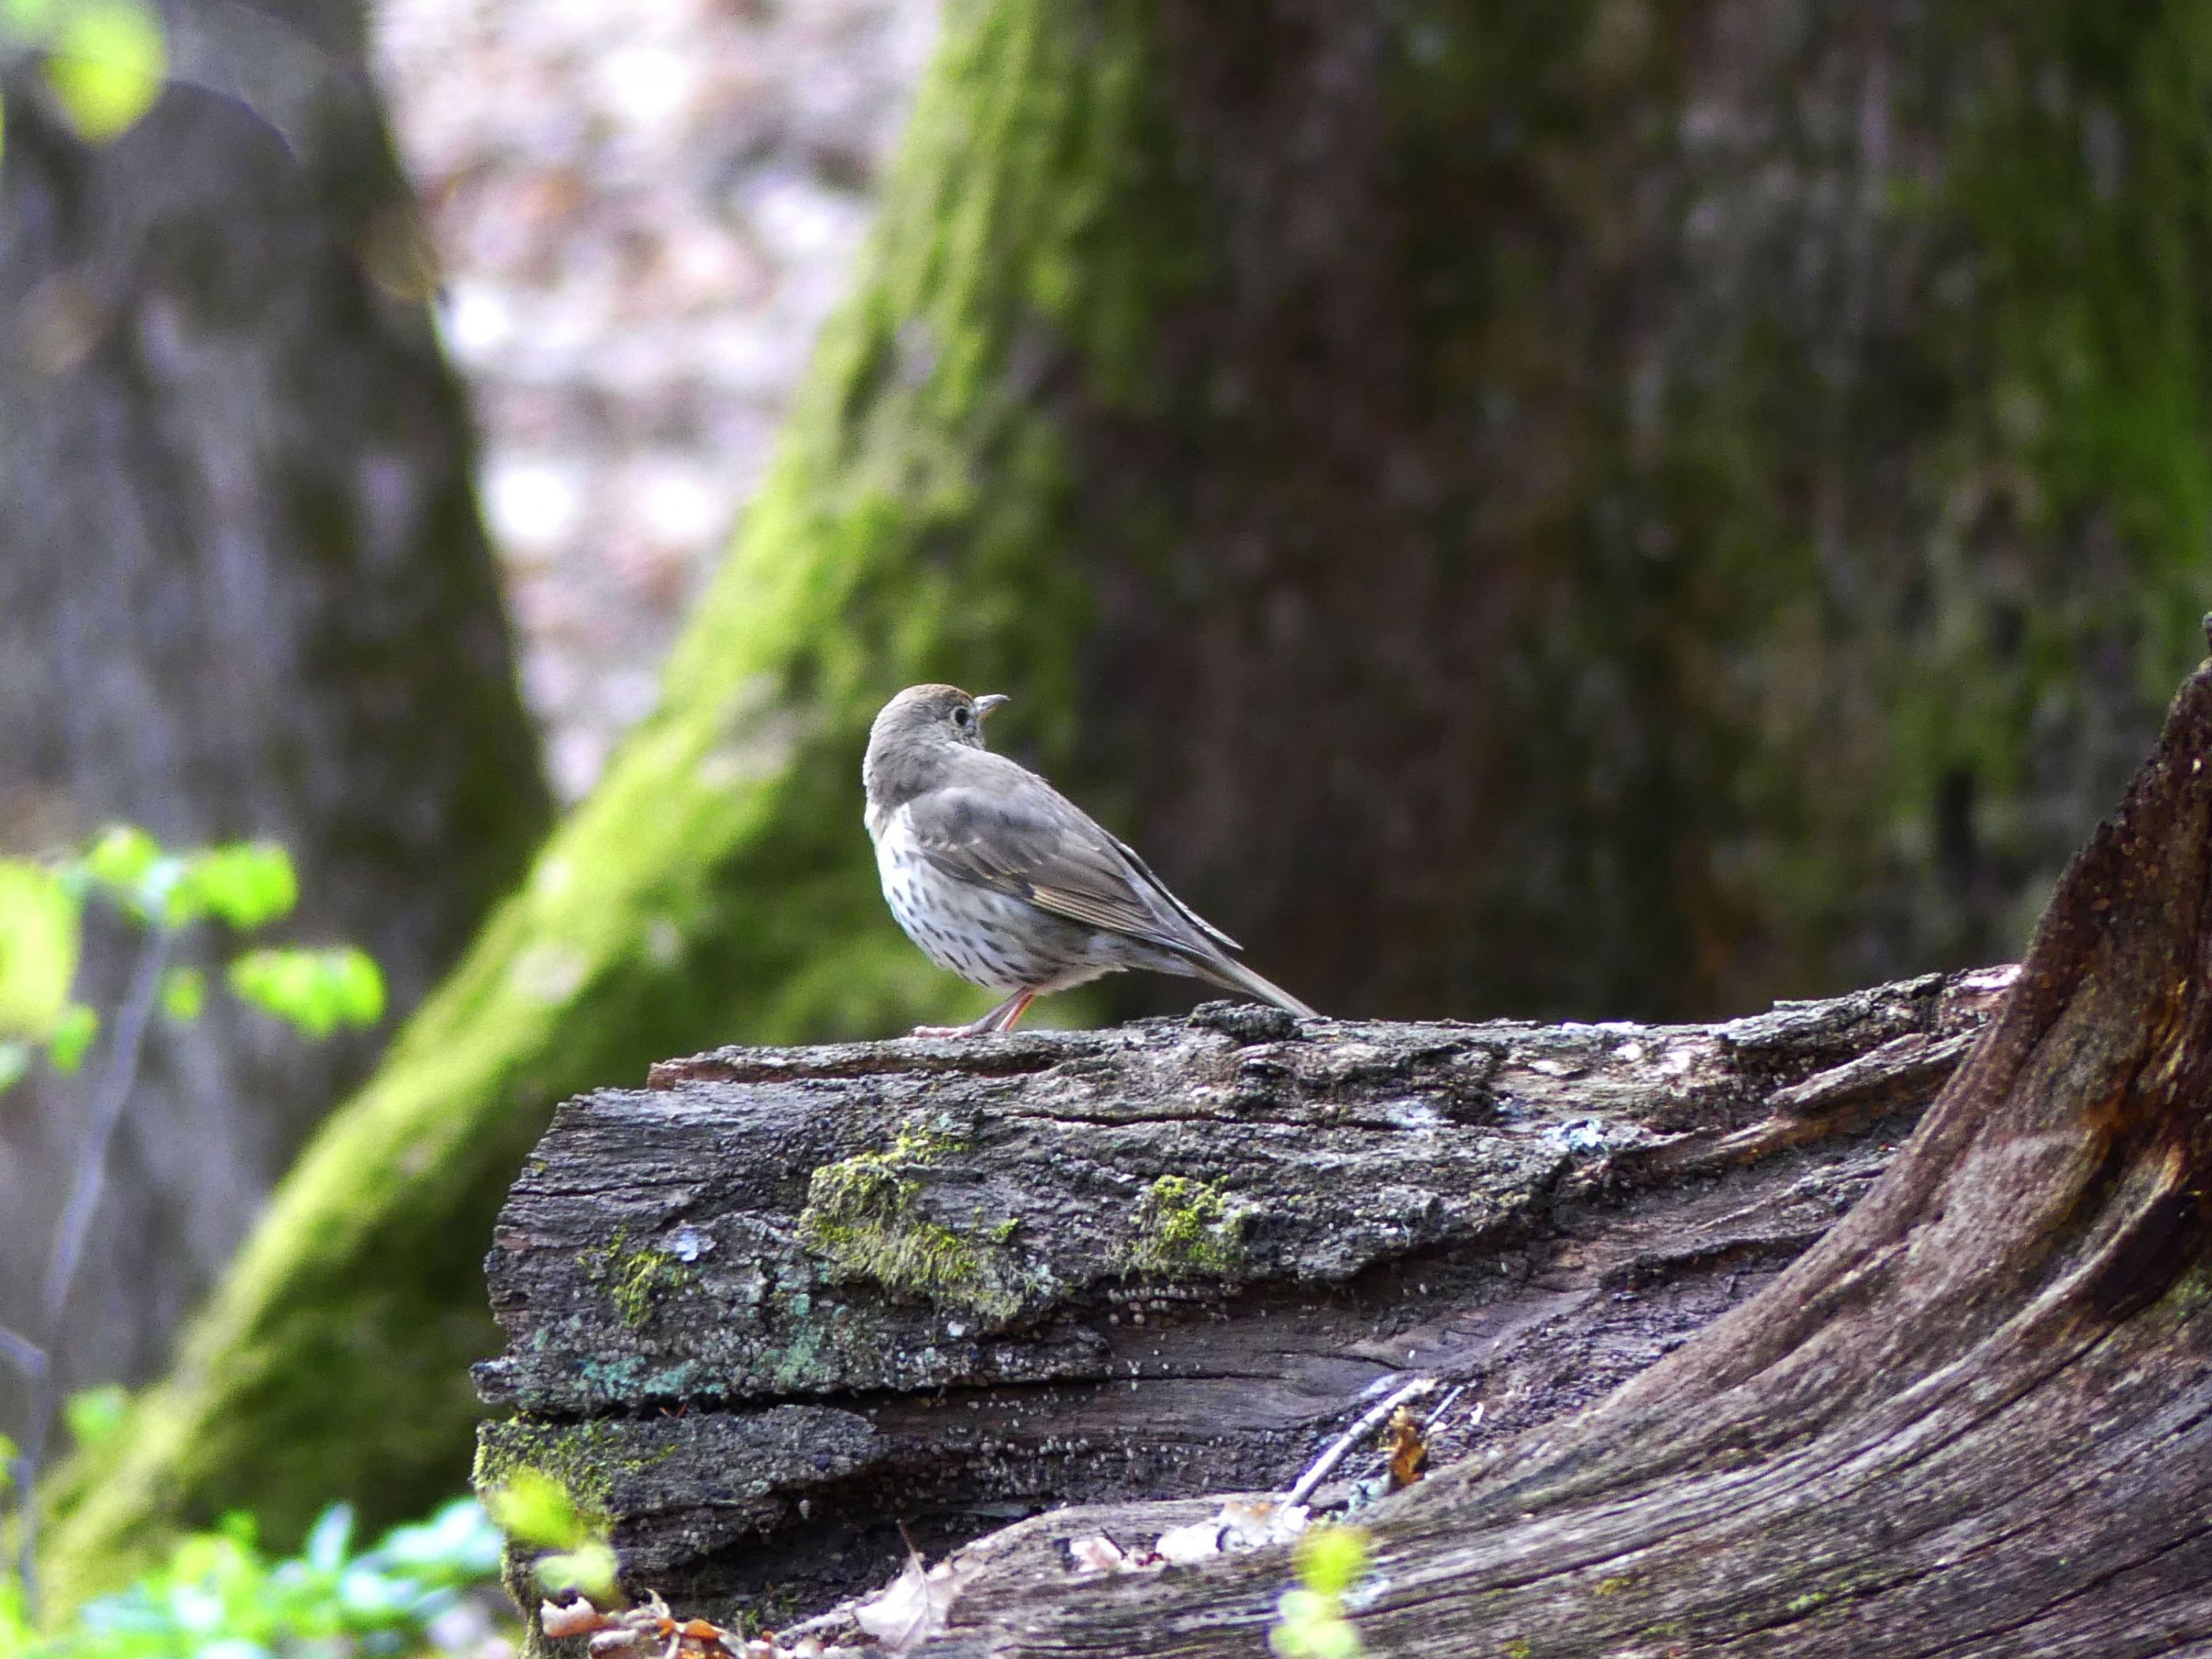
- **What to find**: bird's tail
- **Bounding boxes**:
[1188,950,1319,1020]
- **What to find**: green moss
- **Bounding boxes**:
[1121,1176,1252,1277]
[472,1423,624,1518]
[1502,1640,1533,1659]
[1785,1592,1827,1616]
[581,1228,698,1331]
[1591,1575,1630,1597]
[795,1116,1039,1318]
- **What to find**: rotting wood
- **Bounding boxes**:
[476,954,2015,1629]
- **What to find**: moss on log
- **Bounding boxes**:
[472,974,2009,1627]
[899,635,2212,1654]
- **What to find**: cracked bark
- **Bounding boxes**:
[483,637,2212,1654]
[480,954,2015,1626]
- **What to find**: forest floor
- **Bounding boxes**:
[371,0,939,800]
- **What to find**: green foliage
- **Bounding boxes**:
[0,862,81,1043]
[228,949,385,1039]
[44,1006,97,1075]
[59,1389,128,1458]
[42,0,164,140]
[171,845,297,933]
[77,829,158,903]
[0,1498,505,1657]
[0,0,165,155]
[155,972,202,1026]
[0,830,375,1094]
[1270,1525,1371,1659]
[483,1471,617,1604]
[0,823,385,1612]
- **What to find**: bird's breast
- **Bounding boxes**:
[872,807,1095,995]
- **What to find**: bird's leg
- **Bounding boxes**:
[908,989,1035,1039]
[979,989,1036,1033]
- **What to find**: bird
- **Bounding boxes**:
[863,683,1319,1036]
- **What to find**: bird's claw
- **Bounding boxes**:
[906,1023,979,1039]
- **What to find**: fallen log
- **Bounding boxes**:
[482,641,2212,1654]
[476,952,2011,1628]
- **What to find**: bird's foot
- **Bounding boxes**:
[907,1023,980,1039]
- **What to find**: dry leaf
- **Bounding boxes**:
[852,1548,972,1653]
[1068,1533,1129,1574]
[1386,1404,1428,1488]
[1218,1498,1307,1549]
[1153,1518,1224,1564]
[544,1600,615,1640]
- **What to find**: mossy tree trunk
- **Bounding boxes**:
[44,0,2212,1604]
[0,0,546,1445]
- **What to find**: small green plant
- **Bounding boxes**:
[0,0,167,163]
[483,1469,619,1604]
[0,826,384,1618]
[1270,1525,1370,1659]
[0,1496,505,1657]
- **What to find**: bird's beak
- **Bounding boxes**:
[974,694,1010,720]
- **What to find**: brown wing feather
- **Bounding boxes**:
[904,758,1225,961]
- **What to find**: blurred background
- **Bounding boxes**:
[2,0,2206,1626]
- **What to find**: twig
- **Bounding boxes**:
[0,1326,47,1382]
[13,923,171,1616]
[1285,1376,1436,1508]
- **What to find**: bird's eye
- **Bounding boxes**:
[953,706,972,728]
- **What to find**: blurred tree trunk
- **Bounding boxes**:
[43,0,2212,1605]
[0,0,547,1443]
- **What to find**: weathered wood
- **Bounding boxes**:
[477,962,2012,1623]
[892,645,2212,1656]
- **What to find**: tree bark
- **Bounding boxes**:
[475,966,2012,1627]
[51,0,2212,1601]
[491,636,2212,1655]
[0,0,546,1450]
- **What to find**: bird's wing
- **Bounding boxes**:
[1102,830,1243,952]
[904,767,1235,960]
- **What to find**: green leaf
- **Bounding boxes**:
[1295,1524,1369,1597]
[161,965,207,1022]
[483,1469,589,1551]
[44,0,165,141]
[82,823,161,891]
[0,1041,30,1097]
[47,1001,99,1072]
[176,841,297,931]
[302,1503,355,1573]
[0,856,82,1039]
[64,1382,130,1450]
[227,946,384,1038]
[327,946,385,1025]
[535,1540,618,1602]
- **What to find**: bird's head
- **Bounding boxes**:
[874,683,1007,750]
[864,684,1009,804]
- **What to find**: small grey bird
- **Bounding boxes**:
[863,683,1318,1035]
